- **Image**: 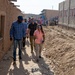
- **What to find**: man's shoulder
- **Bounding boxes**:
[29,23,32,25]
[13,21,17,24]
[23,22,28,25]
[34,22,37,24]
[12,21,17,25]
[23,23,28,28]
[34,23,37,26]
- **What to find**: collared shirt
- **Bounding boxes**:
[10,21,26,40]
[34,29,44,44]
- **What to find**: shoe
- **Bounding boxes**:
[39,56,42,58]
[19,56,22,60]
[31,50,33,53]
[13,61,16,65]
[36,59,39,62]
[13,58,16,61]
[22,47,25,50]
[31,51,33,53]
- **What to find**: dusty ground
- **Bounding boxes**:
[43,26,75,75]
[0,25,75,75]
[0,38,54,75]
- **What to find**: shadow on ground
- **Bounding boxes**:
[0,39,54,75]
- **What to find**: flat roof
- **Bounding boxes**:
[9,0,17,2]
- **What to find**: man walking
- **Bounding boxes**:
[28,20,37,53]
[10,16,25,65]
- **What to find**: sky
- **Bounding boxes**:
[13,0,64,14]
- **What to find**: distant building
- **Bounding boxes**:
[59,0,75,28]
[41,9,59,21]
[24,14,41,20]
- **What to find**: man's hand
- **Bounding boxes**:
[10,37,12,41]
[23,37,25,41]
[42,40,44,43]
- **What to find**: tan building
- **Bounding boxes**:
[41,9,59,20]
[0,0,23,60]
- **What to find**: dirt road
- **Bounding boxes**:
[43,26,75,75]
[0,38,54,75]
[0,25,75,75]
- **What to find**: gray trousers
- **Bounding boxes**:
[35,43,42,59]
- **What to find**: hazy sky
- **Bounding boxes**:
[13,0,64,14]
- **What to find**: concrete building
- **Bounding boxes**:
[0,0,23,60]
[41,9,59,20]
[69,0,75,27]
[59,0,75,28]
[59,1,65,24]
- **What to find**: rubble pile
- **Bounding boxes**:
[43,26,75,75]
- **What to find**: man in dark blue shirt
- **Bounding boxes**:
[10,16,26,65]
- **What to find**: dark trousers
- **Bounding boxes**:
[23,37,26,47]
[30,36,35,52]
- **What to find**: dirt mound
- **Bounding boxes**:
[43,26,75,75]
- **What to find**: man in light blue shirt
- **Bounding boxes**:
[10,16,26,65]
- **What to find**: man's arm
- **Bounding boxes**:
[28,24,31,34]
[24,23,28,36]
[10,23,14,41]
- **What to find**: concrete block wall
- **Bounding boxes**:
[59,2,64,24]
[59,0,75,28]
[69,0,75,27]
[0,0,23,60]
[64,0,69,25]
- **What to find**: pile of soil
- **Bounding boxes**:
[43,26,75,75]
